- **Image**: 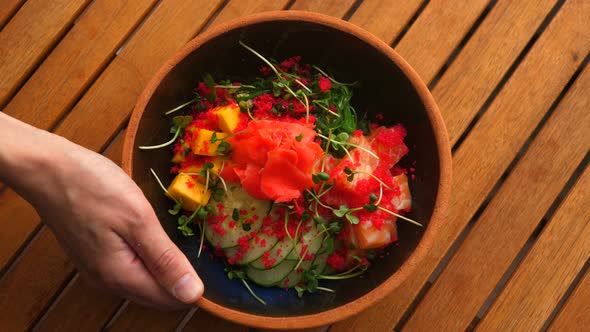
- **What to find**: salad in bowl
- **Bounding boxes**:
[140,43,421,303]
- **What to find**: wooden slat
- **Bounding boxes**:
[0,189,39,271]
[0,0,91,106]
[107,302,188,332]
[394,0,490,82]
[0,0,25,28]
[331,1,590,331]
[208,0,290,26]
[290,0,357,18]
[182,310,248,332]
[0,0,223,330]
[348,0,423,45]
[433,0,559,144]
[34,275,122,332]
[4,0,159,131]
[478,165,590,331]
[0,227,74,331]
[404,56,590,331]
[549,268,590,331]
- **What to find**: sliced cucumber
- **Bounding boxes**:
[249,235,296,269]
[286,222,324,261]
[312,250,330,275]
[205,185,269,249]
[246,260,298,287]
[225,231,279,265]
[280,260,314,288]
[280,232,326,288]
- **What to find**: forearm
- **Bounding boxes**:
[0,113,64,207]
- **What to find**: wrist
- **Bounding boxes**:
[0,113,67,208]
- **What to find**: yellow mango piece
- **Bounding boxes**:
[179,157,223,183]
[167,173,211,211]
[213,103,241,133]
[189,128,227,156]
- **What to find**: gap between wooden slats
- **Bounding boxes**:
[331,1,590,331]
[402,54,590,331]
[547,260,590,331]
[0,0,93,108]
[476,161,590,331]
[0,0,26,30]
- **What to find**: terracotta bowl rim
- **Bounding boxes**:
[122,10,452,330]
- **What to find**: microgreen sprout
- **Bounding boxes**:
[164,97,200,115]
[226,267,266,305]
[139,116,192,150]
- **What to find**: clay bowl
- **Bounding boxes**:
[122,11,451,330]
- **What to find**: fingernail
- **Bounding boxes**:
[173,274,201,303]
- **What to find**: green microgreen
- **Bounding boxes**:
[164,96,200,115]
[139,115,193,150]
[225,266,266,305]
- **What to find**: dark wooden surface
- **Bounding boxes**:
[0,0,588,331]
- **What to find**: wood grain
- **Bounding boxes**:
[433,0,559,144]
[107,303,188,332]
[182,309,249,332]
[404,57,590,331]
[549,268,590,331]
[331,1,590,330]
[477,165,590,331]
[394,0,490,82]
[34,275,123,332]
[0,0,91,106]
[0,227,74,331]
[290,0,357,18]
[0,0,25,28]
[348,0,423,45]
[3,0,159,131]
[208,0,290,27]
[0,189,39,271]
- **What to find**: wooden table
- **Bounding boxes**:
[1,0,588,331]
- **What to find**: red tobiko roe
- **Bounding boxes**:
[226,120,323,202]
[318,76,332,92]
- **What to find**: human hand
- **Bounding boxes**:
[0,113,203,308]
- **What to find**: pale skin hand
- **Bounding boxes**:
[0,113,203,308]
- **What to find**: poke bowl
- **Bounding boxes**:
[122,11,451,330]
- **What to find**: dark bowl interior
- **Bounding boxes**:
[132,20,440,317]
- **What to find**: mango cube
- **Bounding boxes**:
[167,173,211,211]
[179,157,223,183]
[213,103,241,133]
[188,128,227,156]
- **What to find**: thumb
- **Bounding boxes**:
[125,211,204,304]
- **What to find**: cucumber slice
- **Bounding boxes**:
[280,260,313,288]
[225,231,279,265]
[246,260,298,287]
[249,235,296,269]
[312,250,330,275]
[205,185,269,249]
[286,222,324,261]
[280,232,326,288]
